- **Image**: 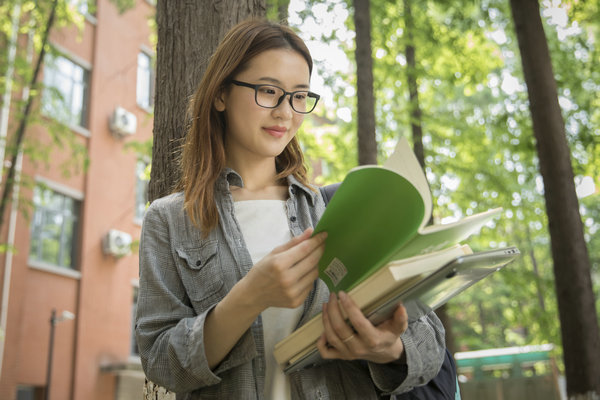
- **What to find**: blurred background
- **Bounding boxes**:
[0,0,597,399]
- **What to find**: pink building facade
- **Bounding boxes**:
[0,1,155,399]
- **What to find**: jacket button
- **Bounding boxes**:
[290,216,297,222]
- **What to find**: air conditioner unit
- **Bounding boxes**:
[109,106,137,137]
[102,229,133,257]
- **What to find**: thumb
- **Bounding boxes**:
[389,303,409,335]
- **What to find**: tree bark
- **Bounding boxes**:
[277,0,289,23]
[403,0,459,355]
[403,0,424,169]
[0,0,58,232]
[509,0,600,397]
[352,0,377,165]
[150,0,266,202]
[145,2,265,398]
[526,225,547,313]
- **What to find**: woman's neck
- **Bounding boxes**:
[227,157,288,201]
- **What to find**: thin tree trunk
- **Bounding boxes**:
[403,0,424,169]
[278,0,289,23]
[403,0,458,355]
[0,0,58,232]
[353,0,377,165]
[145,3,265,398]
[526,225,546,312]
[509,0,600,397]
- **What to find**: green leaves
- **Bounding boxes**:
[290,0,599,359]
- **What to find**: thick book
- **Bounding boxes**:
[273,244,473,366]
[274,137,514,370]
[280,247,520,373]
[312,137,502,294]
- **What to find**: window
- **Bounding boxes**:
[69,0,95,16]
[29,185,81,270]
[135,160,150,221]
[136,52,154,110]
[42,52,90,128]
[16,385,44,400]
[131,286,139,356]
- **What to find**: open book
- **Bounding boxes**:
[273,137,515,370]
[277,247,520,373]
[314,137,502,293]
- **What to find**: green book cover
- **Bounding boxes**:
[314,137,501,292]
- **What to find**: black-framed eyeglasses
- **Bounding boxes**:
[230,80,320,114]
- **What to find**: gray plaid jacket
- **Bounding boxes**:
[135,169,445,399]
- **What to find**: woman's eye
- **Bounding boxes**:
[294,93,307,101]
[259,87,278,96]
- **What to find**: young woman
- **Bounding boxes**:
[136,19,445,399]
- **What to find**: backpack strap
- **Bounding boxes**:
[319,183,342,206]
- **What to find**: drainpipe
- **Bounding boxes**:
[0,1,23,378]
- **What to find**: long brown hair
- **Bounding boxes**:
[177,19,314,234]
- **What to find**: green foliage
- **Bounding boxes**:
[267,0,291,22]
[290,0,600,367]
[0,0,110,252]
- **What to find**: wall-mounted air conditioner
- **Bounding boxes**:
[109,106,137,137]
[102,229,133,257]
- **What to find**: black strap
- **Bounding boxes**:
[319,183,342,205]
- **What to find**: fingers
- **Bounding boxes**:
[318,293,409,363]
[274,230,327,277]
[325,293,356,343]
[271,228,314,253]
[318,302,352,360]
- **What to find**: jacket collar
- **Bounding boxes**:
[218,168,318,206]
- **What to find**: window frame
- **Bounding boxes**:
[136,50,155,111]
[28,177,83,277]
[134,158,150,224]
[42,46,91,132]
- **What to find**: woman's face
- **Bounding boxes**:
[215,48,310,167]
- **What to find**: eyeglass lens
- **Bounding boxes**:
[256,86,318,113]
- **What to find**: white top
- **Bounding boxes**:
[234,200,304,400]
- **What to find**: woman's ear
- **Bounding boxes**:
[214,88,226,112]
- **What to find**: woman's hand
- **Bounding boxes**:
[316,291,408,364]
[205,228,326,369]
[242,228,327,310]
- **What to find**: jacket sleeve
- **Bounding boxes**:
[367,307,446,395]
[135,199,257,393]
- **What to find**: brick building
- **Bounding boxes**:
[0,1,155,399]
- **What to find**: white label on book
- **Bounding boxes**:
[324,258,347,287]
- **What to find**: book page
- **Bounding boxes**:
[393,208,502,260]
[349,137,432,230]
[314,167,425,292]
[382,137,433,230]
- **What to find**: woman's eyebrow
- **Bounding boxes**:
[257,76,310,89]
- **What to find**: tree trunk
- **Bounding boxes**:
[0,0,58,232]
[509,0,600,397]
[403,0,459,355]
[525,225,547,313]
[145,2,265,398]
[352,0,377,165]
[277,0,289,23]
[150,0,266,202]
[403,0,424,170]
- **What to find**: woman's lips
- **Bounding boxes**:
[263,126,287,138]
